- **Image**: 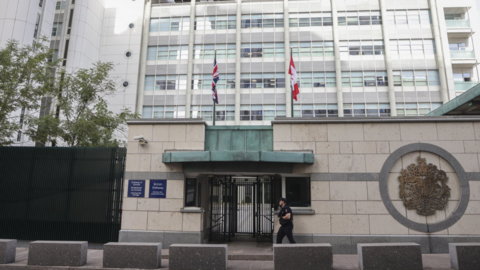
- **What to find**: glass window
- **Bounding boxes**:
[195,15,236,30]
[285,177,311,207]
[149,17,189,32]
[241,14,284,29]
[184,178,197,207]
[51,22,63,36]
[289,13,332,27]
[338,11,382,26]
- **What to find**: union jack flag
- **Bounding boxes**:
[212,56,219,104]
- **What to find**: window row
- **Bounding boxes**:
[192,74,236,89]
[289,13,333,27]
[147,46,189,60]
[296,72,336,88]
[390,39,436,56]
[55,1,66,10]
[52,22,63,36]
[194,16,237,30]
[393,70,440,86]
[396,103,442,116]
[240,105,287,121]
[290,42,334,57]
[338,11,382,26]
[145,75,187,90]
[341,71,388,87]
[193,44,236,59]
[293,104,339,117]
[240,73,286,88]
[387,10,431,26]
[339,40,385,56]
[142,106,186,119]
[343,104,391,117]
[241,14,284,28]
[150,18,190,32]
[241,43,285,58]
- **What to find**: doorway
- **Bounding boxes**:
[209,175,278,242]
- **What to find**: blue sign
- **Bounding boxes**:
[149,179,167,198]
[128,180,145,197]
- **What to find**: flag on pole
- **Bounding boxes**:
[289,53,300,101]
[212,55,219,104]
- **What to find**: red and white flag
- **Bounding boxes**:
[289,54,300,101]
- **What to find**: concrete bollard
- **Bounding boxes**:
[274,243,333,270]
[103,242,162,269]
[27,241,88,266]
[169,244,228,270]
[449,243,480,270]
[357,243,423,270]
[0,240,16,264]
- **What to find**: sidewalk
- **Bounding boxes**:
[1,243,455,270]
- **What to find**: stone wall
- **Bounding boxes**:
[120,121,205,245]
[273,121,480,239]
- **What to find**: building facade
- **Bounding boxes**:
[122,117,480,253]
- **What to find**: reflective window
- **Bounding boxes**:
[241,14,284,28]
[241,43,285,58]
[195,15,236,30]
[52,22,63,36]
[240,105,286,121]
[289,13,332,27]
[142,106,186,118]
[390,39,436,57]
[338,11,382,26]
[293,104,339,117]
[192,74,235,90]
[396,103,442,116]
[193,44,236,59]
[144,75,187,90]
[340,40,384,56]
[285,177,311,207]
[149,17,190,32]
[387,10,431,27]
[147,45,189,60]
[297,72,336,87]
[392,70,440,86]
[240,73,286,88]
[290,41,334,57]
[343,104,391,117]
[341,71,388,87]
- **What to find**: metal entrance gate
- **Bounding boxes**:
[209,176,274,242]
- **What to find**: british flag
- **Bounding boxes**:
[212,56,219,104]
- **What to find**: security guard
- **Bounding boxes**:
[276,198,296,244]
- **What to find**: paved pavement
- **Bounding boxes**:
[0,242,455,270]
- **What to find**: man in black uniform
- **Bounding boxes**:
[276,198,296,244]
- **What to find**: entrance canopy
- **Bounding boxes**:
[162,126,314,164]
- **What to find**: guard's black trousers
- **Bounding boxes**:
[276,223,296,244]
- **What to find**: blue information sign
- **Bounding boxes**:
[149,179,167,198]
[127,180,145,197]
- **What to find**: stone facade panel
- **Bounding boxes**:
[448,215,480,234]
[128,125,153,141]
[182,213,203,232]
[330,182,367,201]
[294,215,331,234]
[312,201,343,214]
[166,180,184,199]
[185,124,205,142]
[311,182,330,200]
[369,215,409,235]
[343,201,356,214]
[159,198,183,212]
[147,212,183,231]
[273,124,292,142]
[356,201,389,214]
[376,141,390,154]
[174,142,204,150]
[138,198,160,211]
[328,155,366,173]
[364,123,400,141]
[331,215,369,234]
[327,124,364,141]
[400,123,438,141]
[352,142,377,154]
[122,211,148,230]
[365,154,389,172]
[316,142,340,154]
[339,142,353,154]
[169,125,186,142]
[437,123,475,141]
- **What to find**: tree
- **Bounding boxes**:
[26,62,138,147]
[0,39,58,146]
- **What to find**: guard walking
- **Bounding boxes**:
[276,198,296,244]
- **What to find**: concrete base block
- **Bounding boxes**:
[103,242,162,269]
[119,230,203,248]
[0,240,16,264]
[27,241,87,266]
[449,243,480,270]
[274,244,333,270]
[169,244,227,270]
[358,243,423,270]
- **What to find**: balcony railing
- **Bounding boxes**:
[455,81,479,91]
[446,20,470,28]
[450,50,475,59]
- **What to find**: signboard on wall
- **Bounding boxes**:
[127,180,145,197]
[149,179,167,198]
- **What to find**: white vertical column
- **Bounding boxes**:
[185,0,196,118]
[330,0,344,117]
[283,0,292,117]
[379,0,396,116]
[135,0,152,115]
[429,0,449,103]
[235,0,242,124]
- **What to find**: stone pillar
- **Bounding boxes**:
[135,0,152,115]
[235,0,242,124]
[185,0,197,118]
[429,0,450,103]
[330,0,344,117]
[379,0,397,116]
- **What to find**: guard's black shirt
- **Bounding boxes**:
[278,205,293,226]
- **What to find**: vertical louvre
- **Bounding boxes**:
[0,147,126,243]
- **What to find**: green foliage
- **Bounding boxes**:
[26,62,139,147]
[0,39,138,147]
[0,39,58,146]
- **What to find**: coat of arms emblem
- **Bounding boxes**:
[398,156,451,216]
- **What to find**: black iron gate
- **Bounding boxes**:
[0,147,125,243]
[209,176,275,242]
